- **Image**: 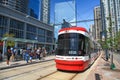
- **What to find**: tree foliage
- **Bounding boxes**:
[114,31,120,50]
[3,33,15,47]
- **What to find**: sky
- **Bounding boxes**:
[50,0,100,38]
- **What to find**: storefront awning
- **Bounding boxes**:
[2,37,38,43]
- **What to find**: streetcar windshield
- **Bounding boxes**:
[57,33,86,56]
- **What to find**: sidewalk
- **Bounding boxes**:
[86,51,120,80]
[0,55,55,70]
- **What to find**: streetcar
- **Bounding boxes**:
[55,26,100,71]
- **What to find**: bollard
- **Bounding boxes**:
[110,51,116,70]
[105,49,108,61]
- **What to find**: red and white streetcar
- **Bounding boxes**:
[55,26,100,71]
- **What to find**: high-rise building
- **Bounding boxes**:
[54,0,76,38]
[0,0,28,14]
[94,6,102,41]
[28,0,40,19]
[0,0,54,56]
[113,0,120,32]
[100,0,120,38]
[55,1,76,25]
[90,24,95,39]
[40,0,50,24]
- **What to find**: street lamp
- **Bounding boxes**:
[34,36,38,49]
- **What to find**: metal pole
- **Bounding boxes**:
[75,0,77,26]
[110,50,116,69]
[2,40,6,58]
[105,49,108,61]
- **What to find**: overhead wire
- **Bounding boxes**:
[64,0,90,27]
[54,18,101,26]
[51,0,100,28]
[64,0,76,22]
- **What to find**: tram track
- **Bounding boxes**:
[37,70,79,80]
[0,60,54,73]
[2,64,55,80]
[37,53,103,80]
[0,59,54,70]
[37,71,58,80]
[0,60,56,80]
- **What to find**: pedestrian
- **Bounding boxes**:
[34,48,37,59]
[22,48,26,60]
[20,48,23,59]
[36,47,41,60]
[41,48,47,60]
[25,49,30,63]
[6,46,12,65]
[10,47,15,61]
[0,50,2,61]
[29,49,33,63]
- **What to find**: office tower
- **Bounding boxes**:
[0,0,54,55]
[94,6,102,41]
[90,24,96,39]
[0,0,28,14]
[40,0,50,24]
[28,0,40,19]
[100,0,120,37]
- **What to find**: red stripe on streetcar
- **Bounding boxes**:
[59,27,88,33]
[55,59,90,71]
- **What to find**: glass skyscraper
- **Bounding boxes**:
[28,0,40,19]
[0,0,28,14]
[54,0,76,38]
[40,0,50,24]
[29,0,50,23]
[94,6,102,41]
[0,0,54,55]
[100,0,120,37]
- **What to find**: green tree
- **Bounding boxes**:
[114,31,120,50]
[3,33,15,47]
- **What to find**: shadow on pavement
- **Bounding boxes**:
[102,67,120,72]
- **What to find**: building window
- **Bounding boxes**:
[0,15,8,37]
[10,19,24,30]
[46,30,53,36]
[0,15,8,27]
[0,27,7,37]
[38,35,45,42]
[10,19,24,38]
[46,36,52,43]
[9,29,24,38]
[27,24,37,33]
[26,33,36,40]
[38,28,45,36]
[46,30,53,43]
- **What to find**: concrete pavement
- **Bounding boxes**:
[0,51,120,80]
[0,55,55,70]
[86,51,120,80]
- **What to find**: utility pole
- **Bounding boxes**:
[108,13,116,70]
[75,0,77,26]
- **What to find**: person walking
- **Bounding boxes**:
[36,47,41,60]
[10,47,15,61]
[29,49,33,63]
[0,50,2,61]
[6,46,12,65]
[41,48,47,60]
[22,48,26,60]
[25,49,30,63]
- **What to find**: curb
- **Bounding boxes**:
[0,59,54,70]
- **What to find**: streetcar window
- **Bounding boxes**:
[57,33,89,56]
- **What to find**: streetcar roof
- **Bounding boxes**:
[59,26,88,33]
[58,26,89,38]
